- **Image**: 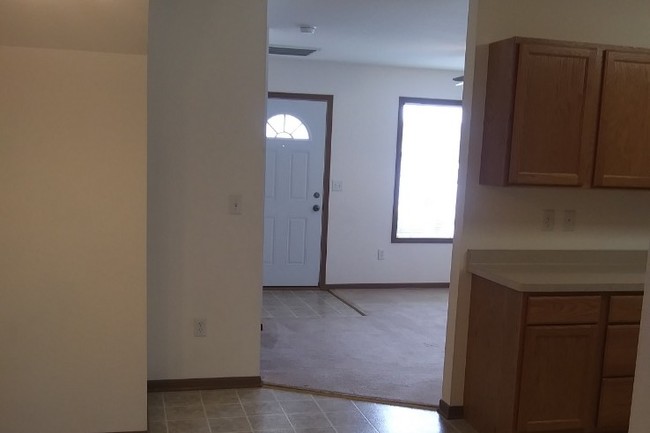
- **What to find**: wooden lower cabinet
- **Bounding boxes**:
[464,276,642,433]
[517,325,600,432]
[597,378,634,432]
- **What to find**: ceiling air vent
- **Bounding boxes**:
[269,46,318,57]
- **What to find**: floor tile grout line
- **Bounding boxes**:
[350,401,381,433]
[312,396,345,433]
[199,391,215,433]
[273,389,299,433]
[161,393,169,433]
[236,390,256,433]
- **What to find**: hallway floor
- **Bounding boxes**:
[261,289,448,406]
[147,387,476,433]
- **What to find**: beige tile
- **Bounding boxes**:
[201,389,239,404]
[167,419,210,433]
[247,413,293,431]
[324,410,370,427]
[164,391,202,407]
[335,426,378,433]
[165,404,205,421]
[280,399,322,414]
[313,397,357,412]
[293,428,337,433]
[148,405,165,422]
[204,403,246,418]
[256,430,294,433]
[148,421,168,433]
[287,413,332,429]
[445,419,480,433]
[148,392,164,407]
[237,388,277,403]
[243,400,284,415]
[273,390,315,401]
[208,416,251,433]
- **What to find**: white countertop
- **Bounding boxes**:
[467,250,647,293]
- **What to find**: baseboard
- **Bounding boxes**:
[147,376,262,392]
[437,399,464,419]
[326,282,449,290]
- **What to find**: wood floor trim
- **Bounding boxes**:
[437,399,464,419]
[264,382,437,410]
[325,282,449,290]
[147,376,262,392]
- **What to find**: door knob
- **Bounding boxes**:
[313,205,321,212]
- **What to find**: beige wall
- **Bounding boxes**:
[147,0,267,380]
[443,0,650,405]
[0,46,147,432]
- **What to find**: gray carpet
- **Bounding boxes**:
[261,288,448,407]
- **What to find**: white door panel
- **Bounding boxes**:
[263,98,327,286]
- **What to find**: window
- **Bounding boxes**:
[266,114,310,140]
[392,97,463,243]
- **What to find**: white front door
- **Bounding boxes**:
[263,97,327,286]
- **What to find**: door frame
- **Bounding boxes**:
[267,92,334,288]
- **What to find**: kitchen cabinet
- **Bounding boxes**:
[464,276,643,433]
[594,51,650,188]
[479,37,650,189]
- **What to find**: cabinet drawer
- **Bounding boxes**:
[609,295,643,323]
[597,378,634,432]
[602,325,640,377]
[527,296,601,325]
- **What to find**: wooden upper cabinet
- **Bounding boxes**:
[594,50,650,188]
[480,37,650,189]
[480,38,601,186]
[510,44,600,186]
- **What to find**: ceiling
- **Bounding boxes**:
[268,0,469,71]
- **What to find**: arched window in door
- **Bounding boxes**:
[266,114,310,140]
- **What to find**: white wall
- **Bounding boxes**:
[0,45,147,433]
[443,0,650,407]
[268,58,463,284]
[148,0,267,380]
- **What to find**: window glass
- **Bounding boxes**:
[393,98,462,242]
[266,114,310,140]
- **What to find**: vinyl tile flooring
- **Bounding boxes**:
[262,290,361,319]
[147,388,477,433]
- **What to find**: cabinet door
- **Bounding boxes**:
[517,325,600,432]
[597,378,634,432]
[594,51,650,188]
[602,325,640,377]
[509,44,601,186]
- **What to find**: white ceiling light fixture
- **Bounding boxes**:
[299,25,317,34]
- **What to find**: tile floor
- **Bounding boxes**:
[262,290,361,319]
[148,388,477,433]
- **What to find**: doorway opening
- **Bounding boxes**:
[262,0,468,409]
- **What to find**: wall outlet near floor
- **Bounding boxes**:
[542,209,555,231]
[377,249,385,260]
[193,319,207,337]
[563,209,576,231]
